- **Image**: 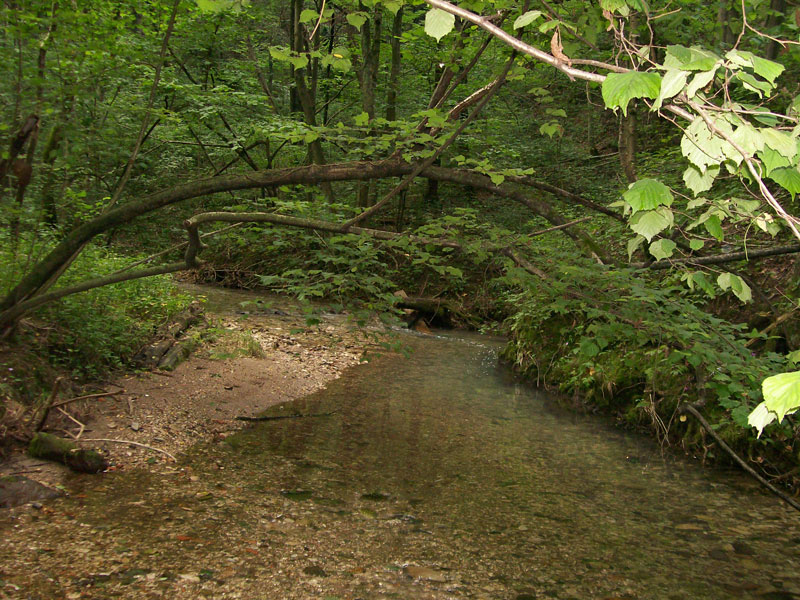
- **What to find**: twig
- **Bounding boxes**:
[79,438,177,462]
[35,376,63,432]
[58,407,85,439]
[50,389,124,410]
[236,411,337,422]
[681,404,800,513]
[527,216,592,238]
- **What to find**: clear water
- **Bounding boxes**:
[4,330,800,599]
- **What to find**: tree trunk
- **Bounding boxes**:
[765,0,787,59]
[357,5,383,209]
[618,110,637,184]
[717,0,737,47]
[386,7,403,121]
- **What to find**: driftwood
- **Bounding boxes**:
[28,432,108,474]
[134,303,204,369]
[158,336,202,371]
[236,411,337,422]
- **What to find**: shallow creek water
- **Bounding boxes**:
[3,329,800,599]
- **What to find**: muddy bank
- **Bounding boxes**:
[1,285,380,493]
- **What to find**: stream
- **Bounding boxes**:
[3,314,800,598]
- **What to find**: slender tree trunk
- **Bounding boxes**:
[764,0,787,59]
[618,110,637,183]
[717,0,736,47]
[357,5,383,209]
[289,0,334,201]
[386,8,403,121]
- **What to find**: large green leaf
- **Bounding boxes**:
[768,166,800,200]
[748,401,778,438]
[346,12,368,30]
[683,164,718,196]
[758,147,793,176]
[717,272,751,303]
[623,178,674,213]
[761,129,798,160]
[664,45,720,71]
[703,214,724,241]
[602,72,661,116]
[649,238,676,260]
[652,69,687,111]
[425,8,454,42]
[629,207,673,242]
[681,118,735,172]
[763,371,800,421]
[726,49,785,84]
[685,68,717,99]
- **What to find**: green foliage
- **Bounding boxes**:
[502,260,787,443]
[0,234,191,379]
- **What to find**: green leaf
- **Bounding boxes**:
[717,272,751,302]
[602,72,662,116]
[539,122,562,138]
[731,123,765,158]
[288,55,309,69]
[623,178,674,213]
[489,172,505,186]
[299,8,318,23]
[425,8,455,42]
[758,146,793,176]
[683,164,718,196]
[513,10,544,29]
[734,71,772,97]
[768,166,800,200]
[346,12,368,30]
[664,45,720,71]
[649,239,676,261]
[726,49,785,84]
[194,0,242,13]
[703,214,724,241]
[600,0,629,15]
[538,20,560,33]
[689,239,705,251]
[354,112,369,126]
[627,235,645,261]
[689,271,715,296]
[681,118,734,172]
[763,371,800,421]
[761,128,798,160]
[652,69,687,111]
[629,207,673,242]
[685,68,717,98]
[748,401,778,438]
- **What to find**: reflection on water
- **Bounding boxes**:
[4,330,800,599]
[225,331,800,599]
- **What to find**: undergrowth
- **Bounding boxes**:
[501,259,798,475]
[1,233,192,385]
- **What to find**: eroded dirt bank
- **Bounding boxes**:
[1,285,375,489]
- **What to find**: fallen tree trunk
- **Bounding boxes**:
[133,303,204,369]
[28,432,108,474]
